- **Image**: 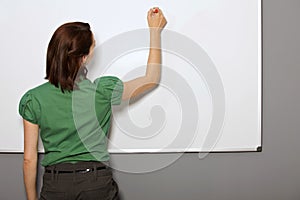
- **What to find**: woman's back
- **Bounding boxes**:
[19,76,123,166]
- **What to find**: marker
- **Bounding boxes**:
[153,8,159,13]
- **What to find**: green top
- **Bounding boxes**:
[19,76,123,166]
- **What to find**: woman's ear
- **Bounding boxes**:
[82,55,88,66]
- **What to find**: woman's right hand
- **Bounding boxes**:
[147,7,167,32]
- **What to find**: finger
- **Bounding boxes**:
[148,9,154,18]
[147,9,153,19]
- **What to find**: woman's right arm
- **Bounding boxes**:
[122,8,167,100]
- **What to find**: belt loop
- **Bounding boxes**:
[50,165,56,181]
[93,163,97,181]
[73,169,76,182]
[51,168,54,181]
[72,163,76,182]
[55,169,59,181]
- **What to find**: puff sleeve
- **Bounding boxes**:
[18,91,40,124]
[94,76,124,105]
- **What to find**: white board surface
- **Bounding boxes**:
[0,0,261,153]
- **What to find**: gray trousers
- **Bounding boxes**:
[39,161,119,200]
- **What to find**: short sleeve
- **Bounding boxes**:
[18,91,40,124]
[94,76,124,105]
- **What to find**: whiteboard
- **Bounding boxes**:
[0,0,261,153]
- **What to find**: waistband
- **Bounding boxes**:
[45,161,109,173]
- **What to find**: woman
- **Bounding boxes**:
[19,8,167,200]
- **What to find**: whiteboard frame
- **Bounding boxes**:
[0,0,263,153]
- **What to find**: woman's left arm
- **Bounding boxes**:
[23,119,39,200]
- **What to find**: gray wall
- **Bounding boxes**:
[1,0,300,199]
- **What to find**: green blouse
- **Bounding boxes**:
[19,76,123,166]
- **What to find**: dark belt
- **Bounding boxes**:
[45,166,107,174]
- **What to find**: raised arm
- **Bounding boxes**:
[122,8,167,100]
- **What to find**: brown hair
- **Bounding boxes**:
[45,22,93,92]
